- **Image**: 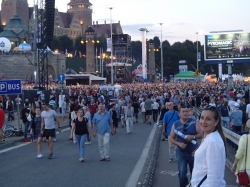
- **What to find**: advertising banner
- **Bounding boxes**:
[204,33,250,61]
[107,38,111,52]
[179,65,188,73]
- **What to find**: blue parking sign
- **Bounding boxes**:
[0,80,22,95]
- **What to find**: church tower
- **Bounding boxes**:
[1,0,29,27]
[67,0,92,35]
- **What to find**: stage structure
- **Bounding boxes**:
[106,34,132,83]
[112,34,132,63]
[36,0,55,89]
[106,62,132,83]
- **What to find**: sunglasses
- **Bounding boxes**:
[203,105,219,112]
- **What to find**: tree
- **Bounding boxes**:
[74,35,86,55]
[51,36,61,51]
[58,35,74,53]
[131,41,142,62]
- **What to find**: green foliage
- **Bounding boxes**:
[74,36,86,54]
[131,41,142,62]
[52,35,74,53]
[66,58,86,73]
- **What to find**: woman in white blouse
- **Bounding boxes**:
[190,105,226,187]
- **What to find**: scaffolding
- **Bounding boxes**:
[106,34,132,83]
[36,0,55,89]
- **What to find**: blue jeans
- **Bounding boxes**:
[75,134,87,158]
[176,150,194,187]
[8,111,14,121]
[221,117,230,129]
[24,121,30,139]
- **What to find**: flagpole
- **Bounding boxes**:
[99,48,102,73]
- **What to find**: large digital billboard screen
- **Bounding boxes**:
[204,33,250,61]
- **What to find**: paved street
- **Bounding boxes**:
[0,111,242,187]
[0,119,155,187]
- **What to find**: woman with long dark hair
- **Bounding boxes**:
[70,108,90,162]
[190,105,226,186]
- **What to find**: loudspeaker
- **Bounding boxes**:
[45,0,55,45]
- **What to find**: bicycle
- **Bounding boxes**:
[3,124,24,138]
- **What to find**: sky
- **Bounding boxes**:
[7,0,250,44]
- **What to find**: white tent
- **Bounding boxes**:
[106,62,132,67]
[65,74,106,85]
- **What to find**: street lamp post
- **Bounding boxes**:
[80,21,83,36]
[196,32,199,71]
[109,7,114,84]
[159,23,164,86]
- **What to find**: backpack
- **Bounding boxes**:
[109,109,119,119]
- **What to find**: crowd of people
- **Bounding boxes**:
[1,80,250,186]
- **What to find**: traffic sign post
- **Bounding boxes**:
[58,81,66,90]
[0,80,22,129]
[58,74,65,82]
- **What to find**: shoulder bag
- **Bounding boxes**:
[237,135,250,185]
[186,175,207,187]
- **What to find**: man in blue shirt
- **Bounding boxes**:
[92,104,114,161]
[162,102,180,162]
[169,105,202,187]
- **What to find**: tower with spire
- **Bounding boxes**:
[1,0,29,27]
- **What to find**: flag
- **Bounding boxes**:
[107,38,111,52]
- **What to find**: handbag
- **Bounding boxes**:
[27,114,32,122]
[237,135,250,185]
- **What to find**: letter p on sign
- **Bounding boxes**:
[0,83,7,92]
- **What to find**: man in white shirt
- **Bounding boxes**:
[41,103,61,159]
[228,98,236,111]
[140,99,146,123]
[152,101,159,124]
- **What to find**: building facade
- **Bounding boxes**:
[1,0,123,39]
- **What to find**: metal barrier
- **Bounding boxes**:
[140,127,162,187]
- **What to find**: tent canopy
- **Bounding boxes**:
[175,71,204,78]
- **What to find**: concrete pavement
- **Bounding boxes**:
[0,119,156,187]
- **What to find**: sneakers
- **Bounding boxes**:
[48,153,54,159]
[85,141,91,145]
[37,154,43,158]
[162,138,168,141]
[53,138,57,142]
[24,138,30,142]
[168,158,174,163]
[79,158,84,162]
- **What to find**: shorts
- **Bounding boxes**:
[44,129,55,139]
[62,109,66,117]
[146,110,152,116]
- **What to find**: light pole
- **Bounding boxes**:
[33,0,38,88]
[159,23,164,85]
[109,7,114,84]
[196,32,199,71]
[80,21,83,36]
